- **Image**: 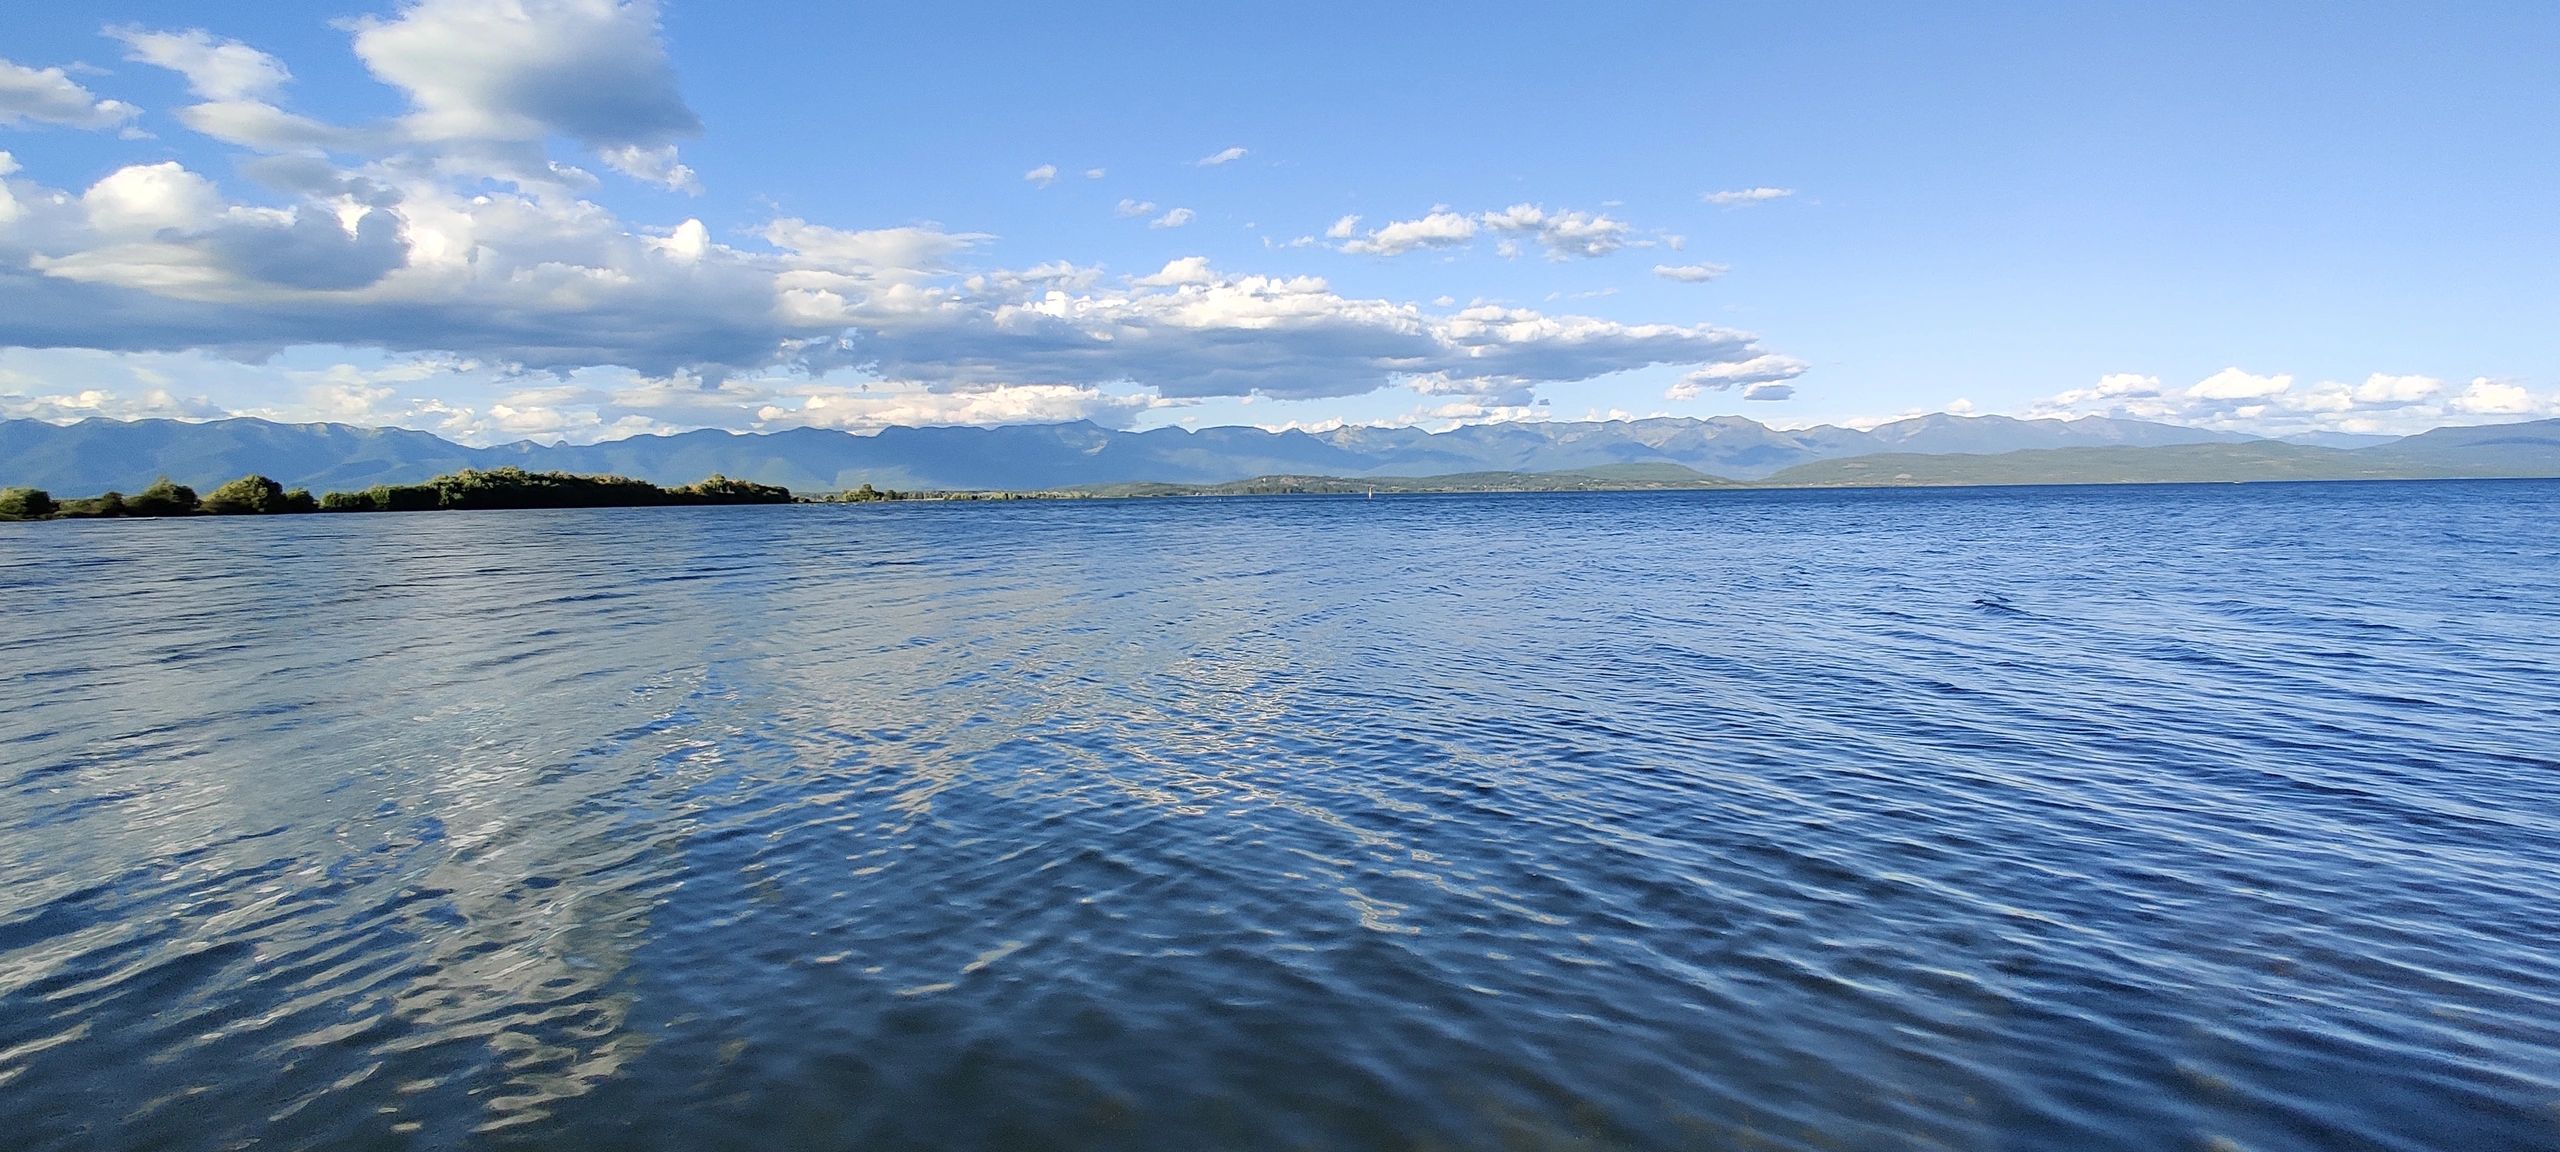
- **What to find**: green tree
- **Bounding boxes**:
[365,484,441,512]
[0,487,56,520]
[127,478,200,516]
[58,492,128,517]
[320,490,377,512]
[669,474,793,504]
[280,489,319,513]
[201,474,290,515]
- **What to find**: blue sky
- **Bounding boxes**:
[2,1,2554,443]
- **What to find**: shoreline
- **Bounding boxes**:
[10,469,2555,524]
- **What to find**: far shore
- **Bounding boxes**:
[11,464,2555,525]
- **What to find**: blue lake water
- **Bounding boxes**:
[3,482,2557,1151]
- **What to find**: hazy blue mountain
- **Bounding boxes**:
[0,417,494,495]
[1763,425,2560,487]
[2282,431,2400,449]
[1861,413,2249,453]
[2357,418,2560,475]
[5,412,2554,495]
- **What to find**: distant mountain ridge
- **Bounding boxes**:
[0,412,2258,494]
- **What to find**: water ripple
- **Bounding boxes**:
[2,483,2557,1150]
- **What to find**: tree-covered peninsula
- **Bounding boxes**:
[0,467,791,521]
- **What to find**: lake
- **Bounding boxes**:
[3,482,2556,1151]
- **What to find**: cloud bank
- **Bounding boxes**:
[0,4,1804,440]
[2030,368,2559,436]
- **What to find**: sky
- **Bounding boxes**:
[1,0,2555,445]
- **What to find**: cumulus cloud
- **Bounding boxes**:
[348,0,699,184]
[810,259,1798,405]
[110,28,290,101]
[0,386,229,423]
[2030,368,2558,435]
[2448,379,2536,415]
[1664,355,1809,401]
[0,58,142,130]
[81,162,224,236]
[1023,163,1057,187]
[108,27,386,156]
[203,207,409,290]
[1196,146,1247,166]
[1114,198,1155,218]
[596,143,698,192]
[1131,256,1215,287]
[1653,263,1725,282]
[1703,187,1792,206]
[2186,367,2291,400]
[1480,204,1630,259]
[767,380,1171,433]
[1083,167,1105,179]
[1334,204,1633,260]
[0,9,1811,434]
[1340,210,1475,256]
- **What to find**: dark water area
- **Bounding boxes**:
[3,481,2557,1151]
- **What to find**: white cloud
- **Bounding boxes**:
[1742,382,1793,401]
[1479,203,1630,259]
[646,217,710,262]
[2030,369,2557,435]
[1196,146,1247,166]
[0,385,228,423]
[1132,256,1215,287]
[1023,163,1057,187]
[110,28,290,101]
[1665,354,1809,400]
[348,0,699,185]
[1653,263,1726,282]
[82,163,225,236]
[2352,373,2442,405]
[0,11,1811,433]
[770,380,1169,433]
[1333,204,1634,260]
[2186,367,2292,400]
[1083,167,1105,179]
[599,143,699,192]
[1703,187,1792,206]
[1114,197,1156,218]
[839,261,1792,405]
[1340,210,1476,256]
[0,58,142,130]
[2449,378,2535,415]
[764,218,987,282]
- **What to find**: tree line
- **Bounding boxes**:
[0,467,793,521]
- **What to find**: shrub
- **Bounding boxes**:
[320,490,377,512]
[126,478,200,517]
[58,492,128,517]
[201,474,290,515]
[669,474,793,504]
[365,484,442,512]
[0,487,56,520]
[280,489,319,513]
[429,466,665,510]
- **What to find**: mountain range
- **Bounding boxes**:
[2,412,2556,495]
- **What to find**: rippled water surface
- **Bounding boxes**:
[4,482,2558,1151]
